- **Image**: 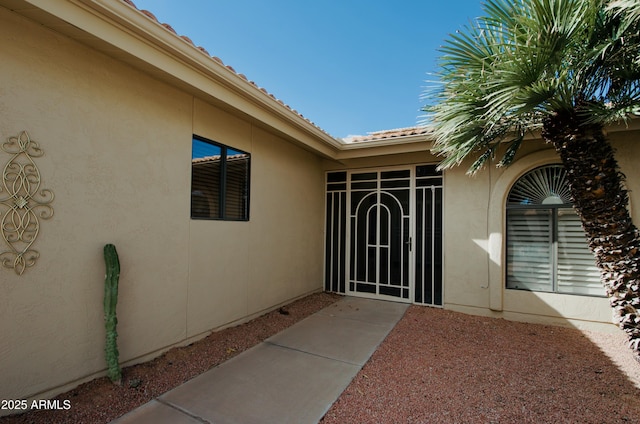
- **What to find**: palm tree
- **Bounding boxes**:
[425,0,640,357]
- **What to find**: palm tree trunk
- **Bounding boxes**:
[542,109,640,359]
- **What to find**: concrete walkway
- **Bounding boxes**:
[111,296,409,424]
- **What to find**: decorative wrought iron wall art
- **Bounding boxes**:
[0,131,54,275]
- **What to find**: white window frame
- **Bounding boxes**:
[505,165,602,296]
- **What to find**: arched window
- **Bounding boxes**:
[506,165,603,296]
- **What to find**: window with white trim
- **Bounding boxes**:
[191,136,250,221]
[506,165,602,296]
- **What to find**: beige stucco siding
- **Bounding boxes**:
[612,130,640,223]
[247,126,324,312]
[0,6,192,400]
[187,103,324,338]
[0,7,324,403]
[3,0,640,409]
[447,134,640,330]
[324,133,640,332]
[442,141,551,312]
[440,167,491,308]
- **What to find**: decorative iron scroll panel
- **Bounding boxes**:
[0,131,54,275]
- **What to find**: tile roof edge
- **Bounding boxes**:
[121,0,340,142]
[342,126,433,143]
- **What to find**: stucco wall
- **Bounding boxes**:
[0,7,324,404]
[188,101,324,338]
[3,0,638,407]
[444,133,640,331]
[324,133,640,332]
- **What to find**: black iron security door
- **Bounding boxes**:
[349,170,411,300]
[324,165,443,306]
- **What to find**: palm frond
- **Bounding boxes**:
[608,0,640,21]
[424,0,640,173]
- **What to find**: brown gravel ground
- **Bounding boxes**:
[322,305,640,424]
[3,293,640,424]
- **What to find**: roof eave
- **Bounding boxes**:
[5,0,343,157]
[336,134,433,160]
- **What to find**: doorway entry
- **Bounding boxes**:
[324,165,443,306]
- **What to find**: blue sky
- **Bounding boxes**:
[132,0,484,138]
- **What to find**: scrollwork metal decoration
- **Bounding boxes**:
[0,131,54,275]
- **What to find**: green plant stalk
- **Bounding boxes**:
[103,243,122,384]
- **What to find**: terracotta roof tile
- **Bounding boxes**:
[160,23,176,34]
[139,9,156,21]
[123,0,332,138]
[179,35,194,44]
[344,126,432,143]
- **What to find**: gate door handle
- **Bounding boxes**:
[405,237,412,252]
